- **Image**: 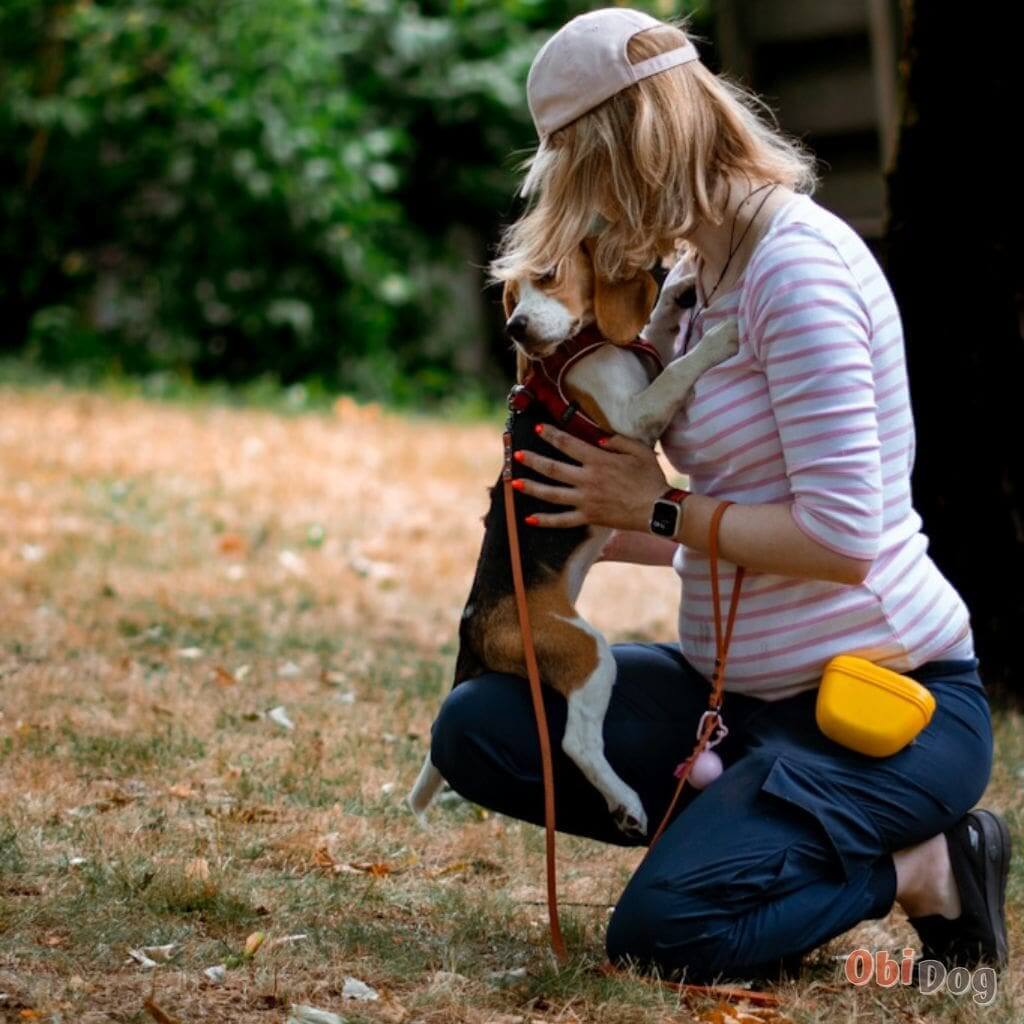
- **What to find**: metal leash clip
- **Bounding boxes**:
[507,383,534,413]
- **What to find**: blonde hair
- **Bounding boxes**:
[489,18,818,285]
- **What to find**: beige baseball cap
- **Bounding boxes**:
[527,8,700,140]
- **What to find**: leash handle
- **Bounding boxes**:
[646,499,744,850]
[503,430,567,963]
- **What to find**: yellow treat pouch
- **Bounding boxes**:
[816,655,936,757]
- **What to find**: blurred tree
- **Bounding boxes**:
[885,0,1024,691]
[0,0,697,401]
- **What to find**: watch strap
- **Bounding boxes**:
[661,487,689,505]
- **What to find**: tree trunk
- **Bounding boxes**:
[885,0,1024,693]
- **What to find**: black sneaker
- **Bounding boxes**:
[908,809,1011,968]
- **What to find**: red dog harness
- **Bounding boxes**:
[508,327,664,445]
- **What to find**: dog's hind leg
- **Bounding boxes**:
[480,588,647,838]
[553,616,647,838]
[407,754,444,826]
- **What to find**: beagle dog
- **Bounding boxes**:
[409,240,739,836]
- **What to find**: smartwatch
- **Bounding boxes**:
[649,487,690,538]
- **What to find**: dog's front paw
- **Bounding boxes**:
[611,792,648,839]
[642,272,698,348]
[701,318,740,365]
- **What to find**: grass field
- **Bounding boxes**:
[0,384,1021,1023]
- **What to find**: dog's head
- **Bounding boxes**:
[502,238,658,380]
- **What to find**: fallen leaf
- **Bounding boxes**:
[176,647,203,660]
[268,706,295,731]
[244,931,266,958]
[314,843,339,873]
[376,1001,407,1024]
[667,980,781,1009]
[429,860,470,878]
[127,948,160,970]
[487,967,528,985]
[352,862,391,878]
[342,976,379,1002]
[269,933,309,948]
[141,944,177,963]
[288,1006,345,1024]
[203,964,226,984]
[143,995,181,1024]
[212,665,237,687]
[167,784,195,799]
[185,857,210,883]
[217,533,247,555]
[278,550,307,576]
[347,850,418,878]
[349,555,395,581]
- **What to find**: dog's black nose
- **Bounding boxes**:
[505,314,529,342]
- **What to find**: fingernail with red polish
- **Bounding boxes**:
[511,479,524,491]
[597,437,608,447]
[534,424,544,435]
[524,515,539,526]
[513,450,525,462]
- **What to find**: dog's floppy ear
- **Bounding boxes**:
[502,280,518,321]
[593,269,659,344]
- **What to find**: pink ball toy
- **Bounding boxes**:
[688,750,723,789]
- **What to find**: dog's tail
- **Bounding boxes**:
[407,754,445,826]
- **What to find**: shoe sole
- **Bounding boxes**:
[972,809,1011,968]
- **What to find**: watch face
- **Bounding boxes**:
[650,500,679,537]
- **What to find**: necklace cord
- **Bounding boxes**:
[682,182,780,355]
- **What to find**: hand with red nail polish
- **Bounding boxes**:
[507,423,670,532]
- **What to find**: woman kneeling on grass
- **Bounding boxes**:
[429,8,1009,982]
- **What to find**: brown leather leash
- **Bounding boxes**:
[502,422,745,970]
[645,499,745,850]
[502,429,567,962]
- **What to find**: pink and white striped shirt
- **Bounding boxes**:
[661,194,974,700]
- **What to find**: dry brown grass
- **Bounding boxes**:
[0,384,1020,1023]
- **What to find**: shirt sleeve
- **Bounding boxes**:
[745,224,882,561]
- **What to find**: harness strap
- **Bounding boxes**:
[516,331,665,446]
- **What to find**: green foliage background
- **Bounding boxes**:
[1,0,700,403]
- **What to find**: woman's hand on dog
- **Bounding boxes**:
[513,425,667,532]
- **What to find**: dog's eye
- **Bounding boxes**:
[537,268,556,285]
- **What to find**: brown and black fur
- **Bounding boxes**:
[452,397,592,687]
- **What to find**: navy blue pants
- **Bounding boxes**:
[430,643,993,982]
